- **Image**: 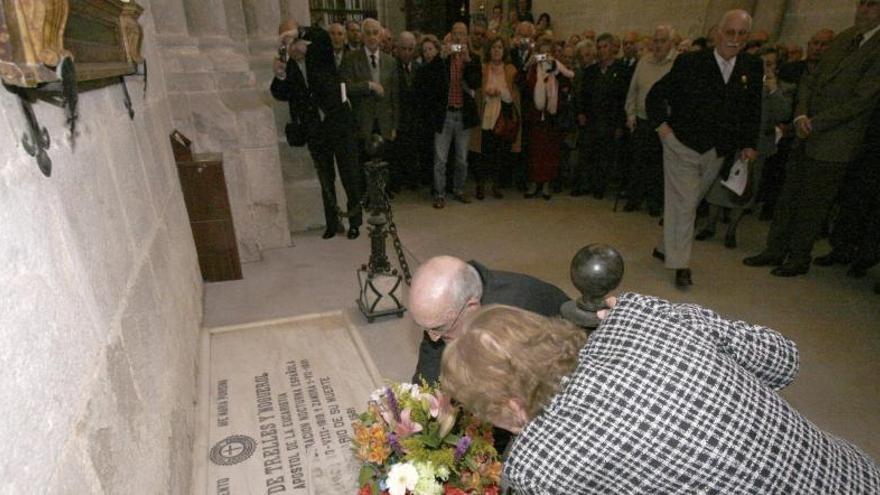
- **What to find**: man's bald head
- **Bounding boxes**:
[397,31,416,62]
[715,9,752,60]
[409,256,483,331]
[451,21,469,43]
[806,28,835,61]
[362,18,382,52]
[328,23,346,51]
[278,18,298,39]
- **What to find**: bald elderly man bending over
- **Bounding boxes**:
[409,256,570,384]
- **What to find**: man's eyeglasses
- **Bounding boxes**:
[424,303,468,339]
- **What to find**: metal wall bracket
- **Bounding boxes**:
[17,90,52,176]
[120,76,134,120]
[6,56,78,177]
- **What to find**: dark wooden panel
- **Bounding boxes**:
[190,220,242,282]
[176,159,232,223]
[172,131,242,282]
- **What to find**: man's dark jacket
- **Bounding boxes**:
[646,49,763,158]
[412,261,570,385]
[416,54,482,133]
[269,27,355,148]
[579,62,630,131]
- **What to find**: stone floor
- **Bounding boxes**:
[204,188,880,462]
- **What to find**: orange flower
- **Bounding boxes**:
[444,487,468,495]
[366,423,391,464]
[483,486,500,495]
[479,461,502,485]
[358,485,373,495]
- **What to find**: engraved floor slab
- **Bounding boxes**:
[197,312,382,495]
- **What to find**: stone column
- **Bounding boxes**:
[151,0,292,262]
[702,0,756,33]
[753,0,789,40]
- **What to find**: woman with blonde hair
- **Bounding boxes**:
[441,296,880,493]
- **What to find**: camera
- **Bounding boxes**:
[278,44,288,63]
[451,44,463,53]
[535,53,548,62]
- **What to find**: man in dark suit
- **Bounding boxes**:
[744,0,880,276]
[779,28,835,85]
[574,33,630,198]
[408,256,570,384]
[327,22,349,69]
[270,19,363,240]
[392,31,421,191]
[340,18,399,156]
[647,10,763,287]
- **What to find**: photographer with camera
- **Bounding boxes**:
[523,37,575,200]
[270,18,363,240]
[419,22,482,209]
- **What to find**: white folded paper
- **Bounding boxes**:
[721,158,749,196]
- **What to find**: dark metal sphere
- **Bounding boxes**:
[570,244,624,310]
[365,133,385,159]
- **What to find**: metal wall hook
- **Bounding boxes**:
[17,90,53,177]
[120,76,134,120]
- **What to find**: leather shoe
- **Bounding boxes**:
[346,226,360,239]
[724,230,737,249]
[813,250,852,266]
[743,253,784,267]
[453,192,471,204]
[675,269,693,288]
[695,228,715,241]
[476,184,485,201]
[652,248,666,262]
[847,260,872,278]
[770,262,809,277]
[322,227,336,239]
[432,197,446,209]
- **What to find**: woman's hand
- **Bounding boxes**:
[596,296,618,320]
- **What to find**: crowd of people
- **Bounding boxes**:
[271,1,879,292]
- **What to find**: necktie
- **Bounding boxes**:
[371,54,377,69]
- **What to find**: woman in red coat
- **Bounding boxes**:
[525,37,575,200]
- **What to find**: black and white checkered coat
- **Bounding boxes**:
[504,293,880,494]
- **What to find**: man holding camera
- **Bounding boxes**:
[270,18,363,240]
[422,22,482,209]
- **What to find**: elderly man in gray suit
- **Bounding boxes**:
[744,0,880,277]
[340,18,399,160]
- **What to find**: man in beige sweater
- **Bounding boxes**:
[623,25,677,216]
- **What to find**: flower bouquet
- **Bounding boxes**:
[352,382,502,495]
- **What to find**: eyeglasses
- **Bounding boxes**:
[424,303,468,340]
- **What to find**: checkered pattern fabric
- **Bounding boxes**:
[505,293,880,494]
[447,54,464,109]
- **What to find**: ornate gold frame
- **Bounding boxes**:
[0,0,143,88]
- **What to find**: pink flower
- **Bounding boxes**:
[393,408,423,439]
[427,391,458,438]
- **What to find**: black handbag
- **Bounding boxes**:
[493,102,520,143]
[285,121,307,147]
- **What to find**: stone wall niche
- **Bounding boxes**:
[154,0,294,262]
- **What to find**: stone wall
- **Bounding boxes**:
[522,0,856,46]
[0,1,202,493]
[152,0,295,261]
